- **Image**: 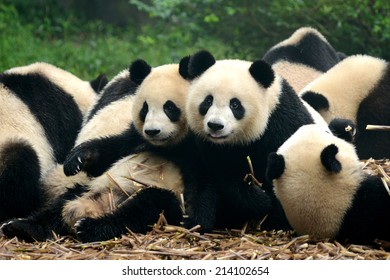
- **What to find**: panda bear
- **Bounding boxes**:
[0,62,105,222]
[300,54,390,159]
[263,27,343,93]
[266,124,390,244]
[1,58,191,242]
[180,50,329,232]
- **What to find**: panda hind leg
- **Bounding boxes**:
[1,184,88,242]
[0,141,43,222]
[75,187,183,242]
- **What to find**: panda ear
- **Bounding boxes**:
[178,55,192,80]
[266,152,285,182]
[188,50,216,78]
[249,60,275,88]
[328,118,356,143]
[301,91,330,111]
[129,59,152,85]
[90,73,108,93]
[321,144,342,173]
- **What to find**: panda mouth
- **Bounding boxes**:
[208,133,229,140]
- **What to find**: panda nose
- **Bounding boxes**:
[207,122,224,132]
[145,129,160,137]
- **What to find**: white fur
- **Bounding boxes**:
[300,55,388,123]
[0,85,55,175]
[272,124,364,239]
[186,59,282,145]
[270,27,329,49]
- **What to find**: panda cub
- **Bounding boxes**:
[0,62,105,222]
[1,58,190,242]
[300,54,390,159]
[266,124,390,244]
[181,50,328,232]
[263,27,343,93]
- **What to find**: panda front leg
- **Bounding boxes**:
[75,187,182,242]
[63,126,143,177]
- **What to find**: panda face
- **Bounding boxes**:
[266,124,364,239]
[186,58,282,145]
[132,64,189,146]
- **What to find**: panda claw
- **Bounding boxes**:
[77,156,82,163]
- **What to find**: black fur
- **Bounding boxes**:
[355,67,390,159]
[178,55,192,79]
[321,144,342,173]
[183,79,315,232]
[337,175,390,244]
[263,31,341,72]
[0,73,83,163]
[188,50,216,78]
[75,187,182,242]
[86,70,137,122]
[0,141,43,223]
[1,184,88,242]
[89,73,108,93]
[198,95,213,116]
[230,98,245,120]
[329,118,356,143]
[301,91,330,111]
[63,125,144,177]
[163,100,181,122]
[130,59,152,85]
[249,60,275,88]
[139,101,148,122]
[265,153,286,181]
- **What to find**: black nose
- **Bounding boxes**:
[145,129,160,137]
[207,122,224,132]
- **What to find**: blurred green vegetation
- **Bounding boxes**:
[1,0,389,81]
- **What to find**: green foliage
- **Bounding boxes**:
[0,0,389,82]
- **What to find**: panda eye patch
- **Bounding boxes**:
[199,95,213,116]
[230,98,245,120]
[139,101,148,122]
[164,100,181,122]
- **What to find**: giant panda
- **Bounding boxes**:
[266,124,390,244]
[0,62,105,222]
[1,58,191,242]
[300,54,390,159]
[180,50,329,232]
[263,27,343,93]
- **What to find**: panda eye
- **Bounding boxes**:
[205,95,213,105]
[230,98,245,120]
[164,100,181,122]
[139,101,148,122]
[230,98,242,110]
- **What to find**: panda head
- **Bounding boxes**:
[184,50,283,145]
[265,124,364,239]
[130,58,190,146]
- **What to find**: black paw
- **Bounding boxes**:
[1,218,51,242]
[75,218,120,243]
[63,144,97,176]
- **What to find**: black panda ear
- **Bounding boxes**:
[178,55,192,80]
[249,60,275,88]
[129,59,152,85]
[321,144,342,173]
[266,152,285,182]
[90,73,108,93]
[328,118,357,143]
[188,50,216,78]
[301,91,330,111]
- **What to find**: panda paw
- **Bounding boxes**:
[75,218,120,243]
[1,218,50,242]
[63,144,97,176]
